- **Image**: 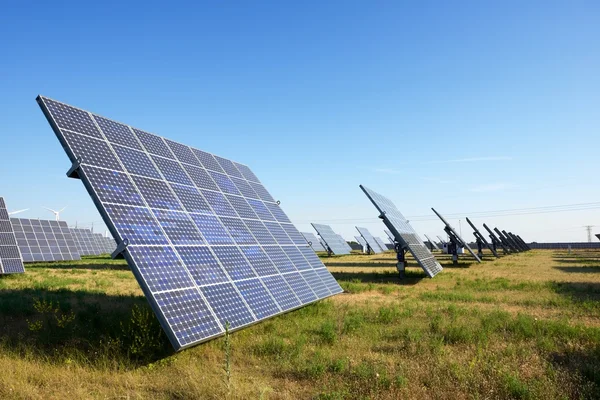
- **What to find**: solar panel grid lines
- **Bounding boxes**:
[374,237,388,252]
[430,208,482,263]
[0,197,25,274]
[465,217,499,258]
[355,227,382,254]
[337,235,353,252]
[38,95,342,351]
[11,218,81,263]
[70,228,104,255]
[359,185,443,278]
[310,224,350,255]
[300,232,327,252]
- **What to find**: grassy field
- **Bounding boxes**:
[1,249,600,399]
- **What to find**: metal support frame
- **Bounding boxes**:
[444,227,460,265]
[394,242,407,279]
[111,238,128,259]
[66,157,82,179]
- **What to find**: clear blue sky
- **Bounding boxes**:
[1,1,598,242]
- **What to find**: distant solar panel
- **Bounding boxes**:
[93,233,117,254]
[500,229,521,252]
[354,235,368,251]
[423,234,440,250]
[482,223,509,254]
[360,186,443,278]
[337,235,353,252]
[70,228,103,255]
[0,197,25,274]
[374,237,388,252]
[11,218,81,262]
[493,227,516,252]
[311,224,350,255]
[431,208,481,263]
[301,232,326,252]
[384,229,395,244]
[38,95,342,351]
[355,227,382,254]
[516,235,530,250]
[465,217,498,257]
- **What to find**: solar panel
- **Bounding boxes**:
[516,235,530,250]
[354,235,368,252]
[482,223,510,254]
[0,197,25,274]
[337,235,353,252]
[431,208,481,263]
[360,186,443,278]
[311,224,350,255]
[355,227,382,254]
[301,232,326,252]
[70,228,103,255]
[93,233,117,254]
[374,237,388,251]
[465,217,498,257]
[423,234,440,250]
[11,218,81,262]
[500,229,521,252]
[38,95,342,351]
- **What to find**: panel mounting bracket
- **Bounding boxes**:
[66,157,82,179]
[111,238,129,260]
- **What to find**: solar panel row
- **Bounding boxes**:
[11,218,81,262]
[70,228,103,256]
[355,227,382,254]
[431,208,481,263]
[311,224,350,255]
[38,95,343,351]
[0,197,25,274]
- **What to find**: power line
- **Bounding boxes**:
[294,201,600,224]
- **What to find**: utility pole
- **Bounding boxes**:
[585,225,594,243]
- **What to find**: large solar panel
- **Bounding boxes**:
[431,208,481,263]
[0,197,25,274]
[423,234,440,250]
[70,227,103,255]
[38,95,342,351]
[355,227,382,254]
[301,232,327,252]
[11,218,81,262]
[465,217,498,257]
[360,186,443,278]
[311,224,350,255]
[374,237,389,252]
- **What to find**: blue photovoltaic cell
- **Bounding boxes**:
[261,275,301,311]
[38,96,342,351]
[200,283,255,328]
[128,246,194,292]
[176,246,229,285]
[133,176,183,210]
[0,197,24,274]
[235,278,280,319]
[301,232,327,252]
[356,227,383,254]
[11,218,81,262]
[240,246,278,276]
[114,145,162,179]
[212,246,257,280]
[283,273,317,303]
[154,288,222,346]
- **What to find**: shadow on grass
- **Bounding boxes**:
[549,347,600,398]
[554,266,600,274]
[331,270,425,285]
[553,258,600,265]
[0,288,172,367]
[551,281,600,302]
[323,262,396,268]
[24,258,130,271]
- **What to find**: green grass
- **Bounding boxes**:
[1,251,600,398]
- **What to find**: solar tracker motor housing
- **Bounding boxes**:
[394,243,406,279]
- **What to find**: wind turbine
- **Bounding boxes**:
[8,208,29,216]
[43,206,67,221]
